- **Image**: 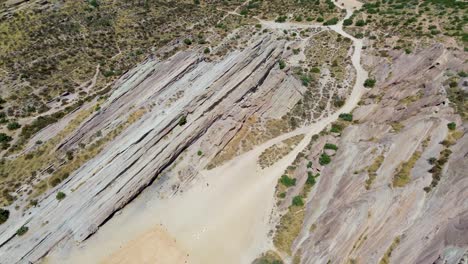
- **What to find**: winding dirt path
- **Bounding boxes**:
[49,1,367,263]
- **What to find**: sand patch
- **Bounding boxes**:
[101,226,188,264]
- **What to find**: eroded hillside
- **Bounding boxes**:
[0,0,466,264]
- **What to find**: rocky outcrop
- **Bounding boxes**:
[288,45,468,263]
[0,33,307,263]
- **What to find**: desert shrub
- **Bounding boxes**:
[306,172,316,185]
[343,18,353,26]
[311,67,320,73]
[275,16,287,23]
[183,39,192,45]
[339,113,353,121]
[364,78,376,88]
[0,133,12,143]
[317,17,324,22]
[7,122,21,130]
[324,143,338,150]
[204,47,210,54]
[447,122,456,130]
[292,195,304,206]
[330,123,343,133]
[319,153,331,165]
[324,17,339,25]
[197,150,203,156]
[0,209,9,224]
[278,60,286,69]
[17,226,29,236]
[56,191,66,201]
[280,175,296,187]
[178,116,187,126]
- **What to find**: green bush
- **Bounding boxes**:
[364,78,376,88]
[292,195,304,206]
[306,172,316,185]
[197,150,203,156]
[183,39,192,45]
[0,133,12,143]
[311,67,320,73]
[447,122,456,130]
[204,47,210,54]
[17,226,29,236]
[323,17,339,26]
[339,113,353,121]
[278,60,286,70]
[307,161,313,168]
[324,143,338,150]
[330,123,343,133]
[178,116,187,126]
[7,122,21,130]
[275,16,287,23]
[316,17,324,22]
[0,209,9,224]
[319,153,331,165]
[280,175,296,187]
[56,191,66,201]
[343,18,353,26]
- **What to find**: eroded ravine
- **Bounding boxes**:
[43,1,368,263]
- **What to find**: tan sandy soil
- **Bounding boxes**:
[101,226,188,264]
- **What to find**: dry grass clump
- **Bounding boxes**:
[392,151,421,187]
[379,236,401,264]
[365,154,384,190]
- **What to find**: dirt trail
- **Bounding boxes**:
[50,1,367,263]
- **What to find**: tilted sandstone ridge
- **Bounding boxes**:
[270,43,468,263]
[0,22,354,262]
